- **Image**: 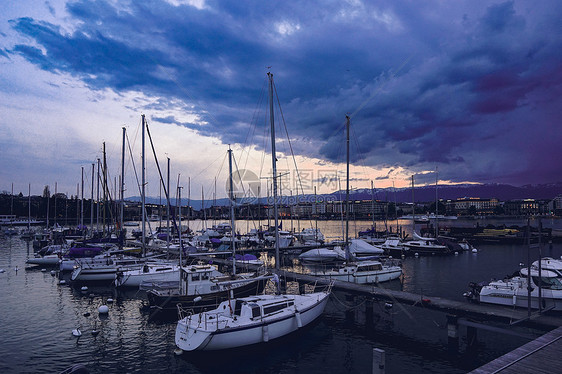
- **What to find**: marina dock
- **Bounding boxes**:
[192,255,562,329]
[470,326,562,373]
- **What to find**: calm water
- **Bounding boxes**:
[1,218,561,373]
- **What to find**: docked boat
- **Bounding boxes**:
[174,284,332,351]
[298,247,346,263]
[70,255,147,282]
[306,259,402,284]
[347,239,384,257]
[465,267,562,311]
[531,257,562,277]
[294,228,325,244]
[402,232,450,255]
[115,262,181,287]
[145,264,270,314]
[375,237,408,257]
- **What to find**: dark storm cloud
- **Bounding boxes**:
[8,0,562,185]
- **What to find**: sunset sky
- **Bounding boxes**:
[1,1,560,200]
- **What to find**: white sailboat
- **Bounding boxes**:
[175,72,331,352]
[175,288,331,351]
[304,116,402,284]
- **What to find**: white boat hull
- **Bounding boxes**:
[175,292,329,351]
[115,264,180,287]
[314,267,402,284]
[26,255,61,266]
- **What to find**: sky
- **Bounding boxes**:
[1,0,561,200]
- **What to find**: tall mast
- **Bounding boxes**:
[76,183,79,226]
[268,72,280,270]
[201,185,203,229]
[371,180,375,233]
[411,175,415,235]
[435,167,438,238]
[53,182,57,227]
[80,168,84,229]
[178,181,182,268]
[103,142,108,234]
[46,185,50,228]
[187,177,190,233]
[141,114,146,257]
[91,163,95,234]
[167,157,170,254]
[345,115,350,261]
[96,159,100,232]
[228,146,236,275]
[121,127,126,233]
[27,184,31,231]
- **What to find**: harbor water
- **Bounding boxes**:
[1,218,561,373]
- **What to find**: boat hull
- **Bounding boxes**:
[175,292,329,351]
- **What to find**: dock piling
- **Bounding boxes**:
[447,314,459,351]
[372,348,385,374]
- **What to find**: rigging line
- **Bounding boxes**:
[349,54,414,120]
[272,79,312,225]
[232,152,257,230]
[144,119,186,248]
[349,123,373,183]
[125,131,152,234]
[240,79,268,170]
[190,152,227,181]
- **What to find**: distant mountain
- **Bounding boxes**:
[126,182,562,207]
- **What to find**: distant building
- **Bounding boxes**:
[454,197,499,215]
[503,199,539,216]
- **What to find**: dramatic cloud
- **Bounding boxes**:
[1,0,561,195]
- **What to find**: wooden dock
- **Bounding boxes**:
[469,326,562,373]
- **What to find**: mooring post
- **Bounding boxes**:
[467,325,477,348]
[446,314,459,351]
[372,348,385,374]
[365,298,374,323]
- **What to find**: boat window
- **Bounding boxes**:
[533,276,562,290]
[263,302,287,315]
[192,274,200,281]
[201,272,209,280]
[234,300,243,316]
[251,305,261,318]
[156,267,172,272]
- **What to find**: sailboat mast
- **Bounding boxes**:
[178,181,182,268]
[28,184,31,231]
[141,114,146,257]
[345,115,350,260]
[268,72,280,270]
[435,167,438,238]
[91,163,94,234]
[228,147,236,275]
[167,157,170,254]
[53,182,57,227]
[411,175,415,235]
[97,159,100,232]
[80,168,84,230]
[121,127,126,233]
[371,180,375,232]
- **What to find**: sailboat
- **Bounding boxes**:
[145,147,270,314]
[403,175,450,256]
[303,116,402,284]
[174,72,331,352]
